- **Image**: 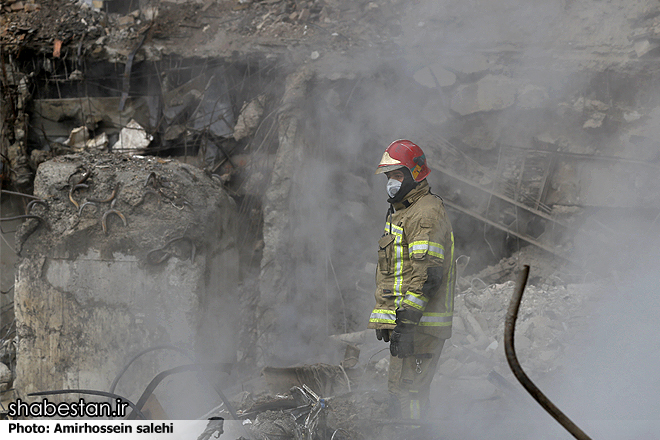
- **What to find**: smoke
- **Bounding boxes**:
[87,0,658,424]
[542,216,660,439]
[260,0,660,437]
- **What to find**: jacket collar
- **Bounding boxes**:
[392,180,429,211]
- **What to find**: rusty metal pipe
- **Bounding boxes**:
[505,265,593,440]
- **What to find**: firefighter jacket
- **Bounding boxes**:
[368,180,456,339]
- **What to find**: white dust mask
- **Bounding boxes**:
[387,178,402,198]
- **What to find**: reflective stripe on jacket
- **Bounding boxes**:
[367,180,456,339]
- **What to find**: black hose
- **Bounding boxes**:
[505,265,593,440]
[126,363,237,420]
[109,344,193,396]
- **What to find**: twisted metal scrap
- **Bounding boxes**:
[505,265,593,440]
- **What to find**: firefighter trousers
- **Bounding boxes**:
[387,331,445,419]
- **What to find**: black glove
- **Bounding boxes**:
[389,309,422,358]
[375,329,390,343]
[389,323,415,358]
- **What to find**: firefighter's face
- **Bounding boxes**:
[385,169,405,182]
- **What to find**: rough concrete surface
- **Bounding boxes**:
[13,153,239,417]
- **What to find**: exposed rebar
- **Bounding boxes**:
[25,199,48,215]
[1,189,43,201]
[89,182,120,204]
[505,265,593,440]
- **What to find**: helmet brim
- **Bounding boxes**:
[375,164,404,175]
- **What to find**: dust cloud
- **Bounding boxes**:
[273,0,660,438]
[4,0,660,430]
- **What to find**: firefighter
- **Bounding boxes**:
[368,139,456,420]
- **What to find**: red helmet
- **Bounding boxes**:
[375,140,430,182]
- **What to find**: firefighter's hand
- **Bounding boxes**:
[389,323,415,358]
[375,329,390,343]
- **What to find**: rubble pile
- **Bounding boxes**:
[231,386,390,440]
[458,245,570,290]
[451,277,596,376]
[196,254,598,438]
[0,0,409,61]
[0,0,103,50]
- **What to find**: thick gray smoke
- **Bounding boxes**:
[546,223,660,439]
[274,0,660,437]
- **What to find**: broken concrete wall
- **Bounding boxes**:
[13,152,238,417]
[257,68,312,365]
[1,55,32,192]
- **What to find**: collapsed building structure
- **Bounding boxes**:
[2,0,660,437]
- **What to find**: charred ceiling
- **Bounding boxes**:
[16,52,282,159]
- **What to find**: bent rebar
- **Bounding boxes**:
[0,215,45,222]
[505,265,592,440]
[68,184,89,209]
[1,189,44,201]
[146,236,196,264]
[78,201,98,216]
[102,209,127,235]
[67,168,92,209]
[28,389,145,420]
[89,182,120,204]
[25,200,48,215]
[146,248,171,265]
[144,172,161,189]
[67,168,91,186]
[165,236,196,262]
